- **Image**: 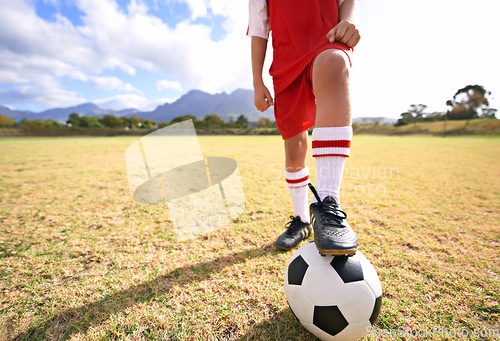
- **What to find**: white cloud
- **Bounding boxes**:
[127,0,150,15]
[157,79,183,91]
[1,0,499,115]
[75,0,253,90]
[0,70,28,84]
[94,94,175,111]
[0,0,255,110]
[0,82,86,109]
[94,94,149,110]
[90,76,139,92]
[0,2,93,65]
[184,0,210,19]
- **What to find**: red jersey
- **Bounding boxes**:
[267,0,351,95]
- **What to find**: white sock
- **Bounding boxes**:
[311,126,353,204]
[285,167,310,223]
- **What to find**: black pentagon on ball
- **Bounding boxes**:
[313,305,349,336]
[288,255,309,285]
[370,295,383,325]
[330,255,364,283]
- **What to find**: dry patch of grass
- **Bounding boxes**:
[0,135,499,340]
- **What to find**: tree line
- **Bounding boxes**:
[396,84,497,126]
[0,112,277,131]
[1,83,496,133]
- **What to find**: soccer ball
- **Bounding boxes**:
[284,242,383,341]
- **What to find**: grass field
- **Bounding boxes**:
[0,135,499,340]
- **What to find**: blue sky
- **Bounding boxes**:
[1,0,499,118]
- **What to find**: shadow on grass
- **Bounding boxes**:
[13,242,285,340]
[240,308,315,341]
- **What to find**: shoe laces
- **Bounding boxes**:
[284,215,305,235]
[308,183,347,228]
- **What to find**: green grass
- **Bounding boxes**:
[0,135,499,340]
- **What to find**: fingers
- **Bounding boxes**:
[327,28,337,43]
[254,87,274,112]
[255,99,270,112]
[327,21,360,48]
[341,26,360,48]
[255,96,271,112]
[265,88,274,107]
[347,34,361,48]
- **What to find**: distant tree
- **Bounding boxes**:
[446,85,493,122]
[119,116,131,128]
[201,114,226,129]
[32,119,46,129]
[351,122,361,134]
[422,111,444,122]
[158,122,169,129]
[101,114,123,128]
[44,120,62,128]
[446,100,476,121]
[257,118,272,128]
[395,112,414,126]
[395,104,427,126]
[18,118,29,127]
[0,114,15,127]
[235,114,249,128]
[14,118,61,129]
[143,119,156,129]
[480,108,497,119]
[170,115,198,125]
[18,118,46,129]
[78,116,102,128]
[129,115,144,128]
[409,104,427,121]
[67,113,81,126]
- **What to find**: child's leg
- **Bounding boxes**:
[284,130,309,223]
[275,130,312,250]
[308,48,358,255]
[284,130,308,171]
[311,49,352,203]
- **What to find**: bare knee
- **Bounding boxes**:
[312,50,349,91]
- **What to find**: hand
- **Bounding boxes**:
[254,82,274,112]
[327,20,361,48]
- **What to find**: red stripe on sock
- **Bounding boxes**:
[312,140,351,149]
[312,153,349,158]
[286,175,309,184]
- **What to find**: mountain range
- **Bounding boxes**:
[0,88,396,124]
[0,89,272,124]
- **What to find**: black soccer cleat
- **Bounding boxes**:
[308,183,358,256]
[276,216,312,251]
